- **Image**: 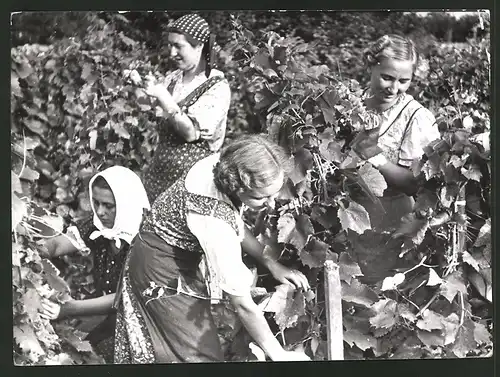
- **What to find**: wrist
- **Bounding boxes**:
[367,153,388,168]
[59,299,77,319]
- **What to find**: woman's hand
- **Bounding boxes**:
[272,350,311,362]
[144,80,180,115]
[266,260,310,291]
[39,298,62,320]
[144,79,169,100]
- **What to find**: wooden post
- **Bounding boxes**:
[324,260,343,360]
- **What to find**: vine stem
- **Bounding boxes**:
[18,129,27,179]
[397,290,421,312]
[459,292,465,327]
[417,291,440,318]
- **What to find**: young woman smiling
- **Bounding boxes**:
[347,34,441,285]
[142,14,231,203]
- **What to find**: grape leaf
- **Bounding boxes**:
[310,204,338,229]
[357,163,387,197]
[416,310,445,331]
[277,213,296,244]
[22,288,42,323]
[42,259,71,295]
[439,270,468,303]
[300,237,329,268]
[439,184,459,208]
[262,284,305,330]
[398,303,417,323]
[462,250,481,272]
[389,335,424,359]
[338,199,371,234]
[422,154,441,180]
[461,165,482,182]
[452,318,476,358]
[19,166,40,182]
[290,215,314,251]
[12,171,22,194]
[392,213,429,248]
[427,268,443,286]
[338,252,363,284]
[111,122,131,139]
[289,148,314,185]
[474,219,491,247]
[416,329,445,348]
[56,324,94,353]
[343,329,377,351]
[369,299,398,329]
[414,188,439,213]
[341,279,379,308]
[449,155,464,168]
[473,321,492,346]
[319,139,345,163]
[13,324,45,361]
[442,313,460,345]
[24,119,48,136]
[12,193,27,231]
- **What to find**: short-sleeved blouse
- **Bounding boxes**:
[143,69,231,203]
[69,216,130,297]
[364,92,440,167]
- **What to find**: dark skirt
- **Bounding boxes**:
[84,313,116,363]
[114,231,224,364]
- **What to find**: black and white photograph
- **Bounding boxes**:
[11,10,492,366]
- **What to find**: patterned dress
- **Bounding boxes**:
[72,216,130,363]
[143,69,230,203]
[349,92,440,284]
[114,157,250,363]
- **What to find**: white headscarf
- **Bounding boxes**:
[88,166,150,248]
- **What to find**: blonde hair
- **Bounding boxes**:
[213,134,291,196]
[364,34,428,77]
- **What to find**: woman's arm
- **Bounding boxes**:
[241,226,310,291]
[376,161,418,196]
[59,294,116,319]
[229,293,309,361]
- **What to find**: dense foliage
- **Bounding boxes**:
[11,11,491,364]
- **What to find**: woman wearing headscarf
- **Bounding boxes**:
[113,135,311,363]
[142,13,231,203]
[39,166,150,363]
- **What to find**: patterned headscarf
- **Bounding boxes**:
[166,13,215,77]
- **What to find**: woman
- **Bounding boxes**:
[347,34,441,284]
[114,135,311,363]
[39,166,150,363]
[142,13,231,203]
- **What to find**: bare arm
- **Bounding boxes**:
[229,293,286,360]
[59,294,116,319]
[241,226,310,290]
[377,161,418,196]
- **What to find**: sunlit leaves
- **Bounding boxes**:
[338,199,371,234]
[439,270,468,303]
[357,163,387,197]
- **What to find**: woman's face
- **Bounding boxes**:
[237,172,284,211]
[92,186,116,229]
[167,32,203,72]
[370,57,414,107]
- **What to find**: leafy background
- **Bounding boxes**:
[11,11,492,365]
